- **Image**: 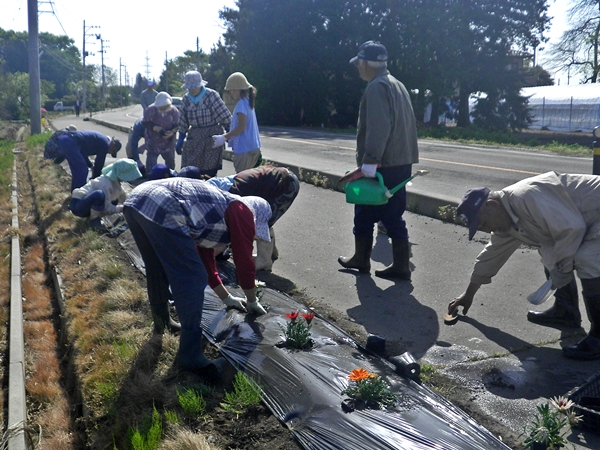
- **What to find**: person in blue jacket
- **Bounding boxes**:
[48,129,121,190]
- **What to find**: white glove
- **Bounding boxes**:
[361,163,378,178]
[222,294,247,312]
[212,135,227,148]
[246,300,267,316]
[115,204,124,213]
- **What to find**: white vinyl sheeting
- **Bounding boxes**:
[522,84,600,133]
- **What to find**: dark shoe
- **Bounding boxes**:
[528,277,580,327]
[527,308,581,327]
[188,357,227,384]
[375,238,411,280]
[563,335,600,360]
[338,235,373,274]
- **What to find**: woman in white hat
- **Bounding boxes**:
[212,72,262,173]
[176,71,231,178]
[142,91,179,172]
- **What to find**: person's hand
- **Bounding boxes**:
[448,292,474,317]
[115,204,124,213]
[164,129,176,138]
[361,163,378,178]
[222,294,247,312]
[153,125,162,132]
[246,300,267,316]
[212,135,227,148]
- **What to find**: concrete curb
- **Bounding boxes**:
[89,116,461,223]
[8,159,27,450]
[222,149,460,222]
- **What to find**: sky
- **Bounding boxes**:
[0,0,237,83]
[0,0,572,85]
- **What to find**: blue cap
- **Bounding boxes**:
[456,187,490,240]
[349,40,388,64]
[149,164,176,180]
[178,166,202,179]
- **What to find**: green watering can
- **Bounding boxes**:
[344,170,429,205]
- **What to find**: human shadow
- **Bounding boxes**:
[458,315,590,400]
[345,273,439,360]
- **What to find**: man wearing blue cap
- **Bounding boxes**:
[448,171,600,360]
[338,40,419,280]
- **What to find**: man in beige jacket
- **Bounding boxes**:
[449,171,600,360]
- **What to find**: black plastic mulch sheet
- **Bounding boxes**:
[112,220,509,450]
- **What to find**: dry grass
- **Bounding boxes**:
[160,427,220,450]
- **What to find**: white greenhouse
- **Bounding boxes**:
[522,84,600,133]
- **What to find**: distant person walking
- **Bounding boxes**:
[44,129,121,191]
[142,91,179,171]
[140,80,158,110]
[176,71,231,178]
[338,40,419,280]
[212,72,262,173]
[75,99,81,117]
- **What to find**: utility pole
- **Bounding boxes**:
[164,52,168,94]
[97,35,109,109]
[145,51,151,80]
[82,20,100,114]
[196,37,200,71]
[27,0,41,135]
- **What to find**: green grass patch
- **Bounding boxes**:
[0,140,14,198]
[128,405,162,450]
[221,372,262,414]
[177,387,207,416]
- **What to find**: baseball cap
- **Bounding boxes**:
[149,163,177,180]
[178,166,202,179]
[456,187,490,240]
[349,40,388,64]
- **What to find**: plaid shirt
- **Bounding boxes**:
[178,88,231,133]
[124,178,238,248]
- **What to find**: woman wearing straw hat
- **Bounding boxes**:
[176,71,231,178]
[212,72,262,173]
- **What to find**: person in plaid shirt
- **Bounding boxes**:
[176,71,231,178]
[123,178,270,380]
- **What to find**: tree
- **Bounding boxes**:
[546,0,600,83]
[0,29,81,99]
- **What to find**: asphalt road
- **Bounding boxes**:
[51,110,600,449]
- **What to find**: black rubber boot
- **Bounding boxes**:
[177,328,224,383]
[563,277,600,360]
[375,238,411,280]
[338,235,373,274]
[527,277,581,327]
[150,301,181,335]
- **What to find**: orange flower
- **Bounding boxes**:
[349,368,371,381]
[286,311,299,321]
